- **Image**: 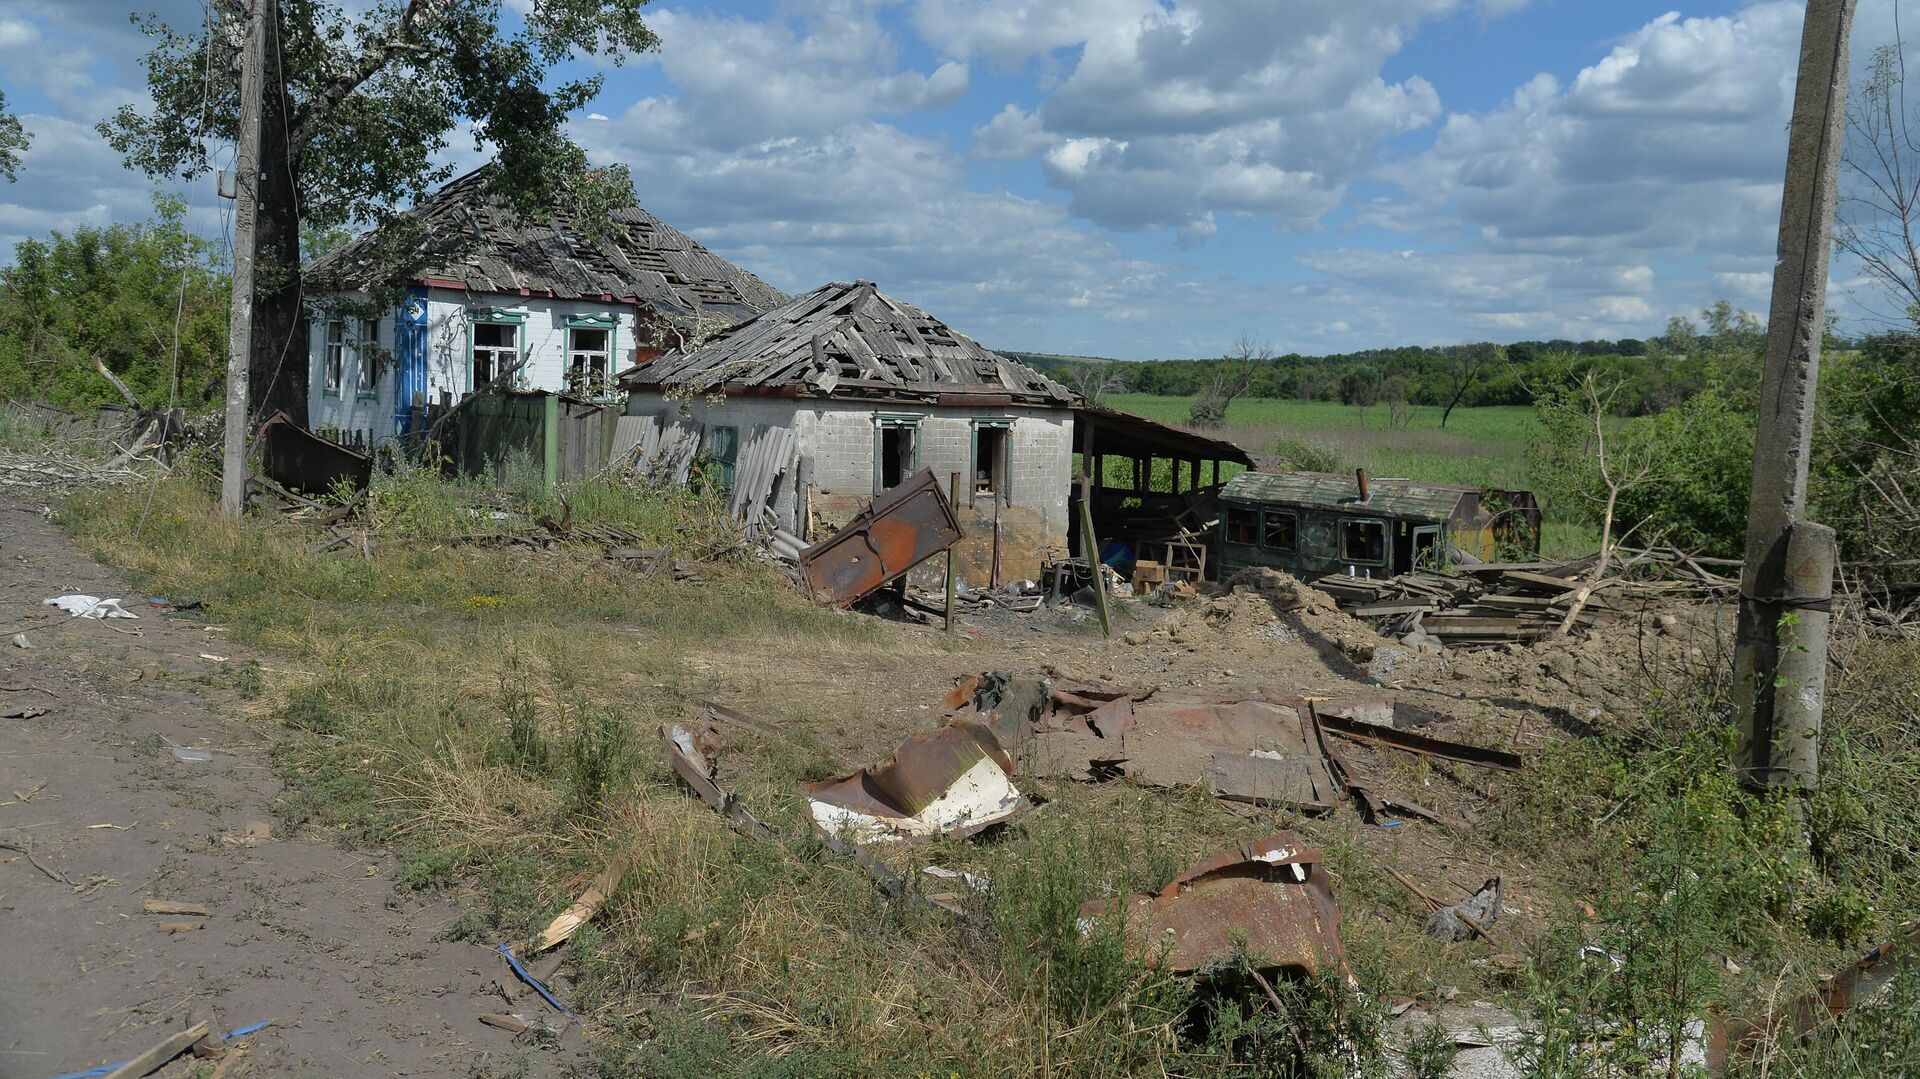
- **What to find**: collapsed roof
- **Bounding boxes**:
[1223,471,1477,521]
[306,165,787,328]
[619,280,1076,407]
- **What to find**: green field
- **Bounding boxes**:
[1108,395,1598,557]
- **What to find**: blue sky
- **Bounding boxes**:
[0,0,1906,357]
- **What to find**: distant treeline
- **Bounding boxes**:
[1007,305,1831,417]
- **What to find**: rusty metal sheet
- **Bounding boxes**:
[798,468,963,606]
[1310,705,1522,771]
[803,718,1021,843]
[1081,831,1347,979]
[253,410,372,497]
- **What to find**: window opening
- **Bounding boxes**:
[356,318,379,396]
[473,322,517,388]
[974,425,1009,502]
[1341,519,1387,565]
[1262,510,1298,552]
[1226,506,1258,544]
[705,426,739,491]
[323,320,345,394]
[568,326,610,396]
[879,425,916,490]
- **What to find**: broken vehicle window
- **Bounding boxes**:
[1262,510,1298,551]
[1341,519,1386,565]
[1226,506,1258,544]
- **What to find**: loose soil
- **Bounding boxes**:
[0,497,573,1079]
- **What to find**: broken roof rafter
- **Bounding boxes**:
[620,280,1076,406]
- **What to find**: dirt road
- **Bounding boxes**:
[1,498,566,1079]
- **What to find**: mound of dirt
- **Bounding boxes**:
[1222,566,1340,615]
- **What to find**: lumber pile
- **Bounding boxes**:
[1312,547,1740,649]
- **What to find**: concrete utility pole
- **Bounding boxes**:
[1734,0,1856,796]
[219,0,268,518]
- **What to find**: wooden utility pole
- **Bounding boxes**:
[1734,0,1856,796]
[219,0,268,518]
[945,472,960,634]
[1077,474,1112,638]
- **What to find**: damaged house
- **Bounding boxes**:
[617,281,1081,581]
[302,164,787,447]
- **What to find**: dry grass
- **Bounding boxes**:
[54,462,1920,1077]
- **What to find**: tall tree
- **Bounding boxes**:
[0,90,30,181]
[1434,341,1504,428]
[101,0,658,422]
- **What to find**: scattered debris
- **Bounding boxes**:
[479,1013,533,1035]
[953,673,1520,822]
[796,468,964,607]
[534,857,628,952]
[169,747,214,764]
[9,781,48,803]
[48,1019,270,1079]
[659,718,776,841]
[142,899,210,917]
[1424,878,1503,943]
[804,719,1023,843]
[496,942,572,1016]
[2,703,48,719]
[10,633,31,649]
[43,595,139,620]
[1082,831,1348,980]
[96,1020,212,1079]
[1,834,75,886]
[1312,546,1738,649]
[1711,921,1920,1068]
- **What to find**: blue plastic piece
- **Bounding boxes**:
[48,1020,272,1079]
[497,941,572,1016]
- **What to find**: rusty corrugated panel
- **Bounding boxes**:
[253,410,372,497]
[803,718,1022,843]
[798,468,964,606]
[1082,831,1347,979]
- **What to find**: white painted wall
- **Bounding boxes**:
[623,391,1075,530]
[307,288,641,445]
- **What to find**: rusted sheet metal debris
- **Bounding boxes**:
[797,468,963,606]
[994,686,1341,813]
[804,718,1022,843]
[660,719,774,840]
[253,410,371,497]
[1710,922,1920,1069]
[1310,706,1522,771]
[1082,832,1347,979]
[659,712,923,904]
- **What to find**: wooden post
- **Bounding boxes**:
[1078,474,1112,638]
[945,472,960,634]
[1734,0,1855,796]
[218,0,267,519]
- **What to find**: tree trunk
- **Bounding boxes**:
[247,16,306,424]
